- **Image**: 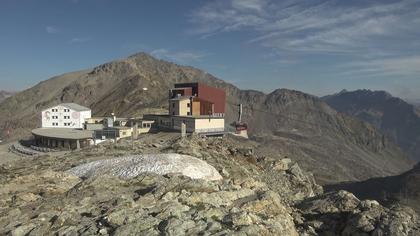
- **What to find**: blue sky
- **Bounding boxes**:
[1,0,420,100]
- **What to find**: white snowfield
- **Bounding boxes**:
[68,153,223,181]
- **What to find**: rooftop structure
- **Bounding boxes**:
[32,128,94,150]
[59,103,90,111]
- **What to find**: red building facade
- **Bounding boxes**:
[172,83,226,115]
[169,83,226,116]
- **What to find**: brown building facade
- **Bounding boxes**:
[170,83,226,116]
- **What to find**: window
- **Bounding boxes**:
[172,103,175,108]
[187,103,190,108]
[64,109,70,112]
[187,112,191,115]
[64,116,70,119]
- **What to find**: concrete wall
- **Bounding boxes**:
[42,105,91,129]
[144,114,224,134]
[169,99,191,116]
[118,129,132,138]
[33,135,92,150]
[195,118,225,133]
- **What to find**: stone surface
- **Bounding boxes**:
[0,133,418,235]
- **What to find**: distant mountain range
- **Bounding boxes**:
[0,90,15,103]
[0,53,413,184]
[323,89,420,161]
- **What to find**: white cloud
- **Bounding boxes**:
[46,26,60,34]
[190,0,420,79]
[339,56,420,77]
[190,0,420,55]
[69,37,91,44]
[150,49,207,64]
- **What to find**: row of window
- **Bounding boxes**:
[171,102,191,108]
[51,108,71,112]
[52,122,72,126]
[51,116,70,119]
[142,123,151,128]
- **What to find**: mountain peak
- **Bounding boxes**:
[127,52,156,60]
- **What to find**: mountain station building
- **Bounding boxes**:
[145,82,226,135]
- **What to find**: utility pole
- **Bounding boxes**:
[181,122,186,138]
[238,104,243,123]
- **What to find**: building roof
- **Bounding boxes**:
[144,114,225,119]
[44,103,91,112]
[32,128,93,140]
[169,96,191,101]
[61,103,91,111]
[106,126,132,130]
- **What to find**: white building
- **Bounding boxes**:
[41,103,91,129]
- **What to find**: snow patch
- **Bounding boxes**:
[68,153,222,181]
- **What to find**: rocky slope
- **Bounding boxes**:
[326,163,420,215]
[0,90,15,103]
[415,105,420,117]
[1,134,419,235]
[0,53,413,184]
[323,89,420,161]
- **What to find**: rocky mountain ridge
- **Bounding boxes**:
[0,53,413,184]
[323,89,420,161]
[0,134,418,235]
[0,90,15,103]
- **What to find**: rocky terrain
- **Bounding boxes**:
[0,90,15,103]
[323,89,420,161]
[1,133,419,235]
[0,53,413,184]
[326,163,420,215]
[415,104,420,117]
